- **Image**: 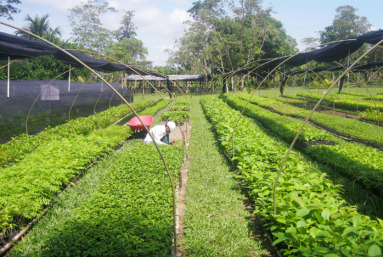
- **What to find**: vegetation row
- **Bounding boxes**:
[0,99,169,235]
[222,94,383,197]
[201,95,383,256]
[0,99,153,168]
[239,94,383,149]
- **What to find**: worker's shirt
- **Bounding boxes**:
[143,125,168,145]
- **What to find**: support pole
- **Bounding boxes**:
[347,49,350,83]
[303,58,307,87]
[7,56,10,99]
[68,64,71,92]
[167,78,172,98]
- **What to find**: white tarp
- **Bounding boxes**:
[40,85,60,100]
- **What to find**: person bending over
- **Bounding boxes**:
[143,121,176,145]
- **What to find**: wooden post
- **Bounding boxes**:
[68,64,71,92]
[7,56,10,99]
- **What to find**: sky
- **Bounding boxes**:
[0,0,382,66]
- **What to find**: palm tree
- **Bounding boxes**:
[15,13,62,40]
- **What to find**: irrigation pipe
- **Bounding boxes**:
[0,21,178,253]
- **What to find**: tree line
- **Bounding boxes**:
[0,0,380,89]
[0,0,153,82]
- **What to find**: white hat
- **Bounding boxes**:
[167,121,176,133]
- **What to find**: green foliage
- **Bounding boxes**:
[220,94,335,143]
[0,97,171,234]
[12,142,184,256]
[168,0,297,75]
[306,143,383,196]
[319,5,370,44]
[0,0,21,20]
[241,93,383,148]
[69,0,116,52]
[0,59,92,81]
[162,96,191,123]
[201,95,383,256]
[15,13,62,40]
[0,125,132,234]
[138,99,168,116]
[359,109,383,123]
[104,38,150,66]
[162,97,190,123]
[162,111,190,123]
[226,94,383,199]
[297,91,383,112]
[264,95,306,105]
[0,99,153,167]
[115,10,137,41]
[170,104,189,111]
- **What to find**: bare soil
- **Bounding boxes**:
[319,109,359,119]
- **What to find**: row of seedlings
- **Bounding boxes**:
[9,141,184,256]
[200,96,383,256]
[222,94,383,198]
[161,96,191,125]
[0,99,169,246]
[0,99,154,167]
[238,94,383,150]
[295,92,383,122]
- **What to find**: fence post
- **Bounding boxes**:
[7,56,10,99]
[68,64,71,92]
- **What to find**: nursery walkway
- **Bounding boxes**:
[180,96,270,256]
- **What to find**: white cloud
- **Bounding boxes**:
[271,12,283,21]
[24,0,80,13]
[166,0,189,5]
[154,45,175,52]
[370,26,382,31]
[146,55,168,64]
[17,0,193,66]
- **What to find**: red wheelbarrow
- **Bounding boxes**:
[128,116,154,131]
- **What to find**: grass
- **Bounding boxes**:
[181,96,270,256]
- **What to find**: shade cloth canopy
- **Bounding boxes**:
[0,32,160,75]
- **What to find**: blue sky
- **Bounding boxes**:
[1,0,382,66]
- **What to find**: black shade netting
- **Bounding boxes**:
[0,32,161,76]
[0,80,133,143]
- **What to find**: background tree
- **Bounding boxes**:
[69,0,116,52]
[0,0,21,20]
[319,5,371,43]
[115,10,137,41]
[104,38,151,66]
[15,13,62,41]
[167,0,297,91]
[301,37,319,51]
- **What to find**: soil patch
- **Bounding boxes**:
[302,140,338,148]
[319,110,359,119]
[175,156,189,257]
